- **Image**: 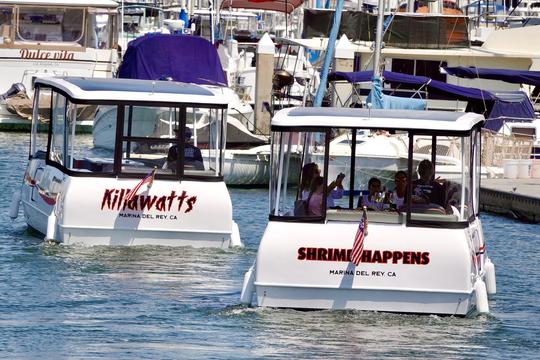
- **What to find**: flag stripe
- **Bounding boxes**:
[350,210,368,266]
[124,169,155,203]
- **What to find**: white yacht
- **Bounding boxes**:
[0,0,120,130]
[10,77,242,247]
[240,107,496,316]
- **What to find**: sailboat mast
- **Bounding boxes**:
[313,0,345,107]
[373,0,385,78]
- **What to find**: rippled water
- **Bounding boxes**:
[1,133,539,359]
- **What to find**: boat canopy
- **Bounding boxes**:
[328,70,495,101]
[34,77,228,105]
[271,107,484,132]
[219,0,303,14]
[118,35,228,87]
[443,66,540,87]
[0,0,118,7]
[328,70,536,131]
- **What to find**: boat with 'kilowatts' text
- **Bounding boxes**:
[240,107,496,316]
[10,76,242,247]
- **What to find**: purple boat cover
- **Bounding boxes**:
[118,34,227,86]
[443,66,540,87]
[328,70,534,131]
[328,70,494,101]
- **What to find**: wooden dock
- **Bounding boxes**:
[481,179,540,223]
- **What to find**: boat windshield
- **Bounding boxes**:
[36,86,226,180]
[269,127,480,227]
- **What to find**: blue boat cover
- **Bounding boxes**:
[118,34,227,86]
[366,76,426,110]
[443,66,540,87]
[485,91,536,131]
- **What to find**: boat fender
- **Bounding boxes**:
[484,258,497,296]
[240,263,256,305]
[230,221,243,247]
[474,278,489,314]
[45,211,57,241]
[9,190,21,219]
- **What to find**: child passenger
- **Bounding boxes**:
[300,163,344,208]
[358,177,386,210]
[307,176,325,216]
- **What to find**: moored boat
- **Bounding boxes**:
[10,76,242,247]
[0,0,120,130]
[240,107,496,316]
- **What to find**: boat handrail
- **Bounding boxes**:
[326,209,460,224]
[326,209,404,224]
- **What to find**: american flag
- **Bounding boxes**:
[350,207,368,266]
[125,168,156,204]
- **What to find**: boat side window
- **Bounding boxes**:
[269,130,327,220]
[30,86,51,158]
[0,7,12,44]
[183,107,224,177]
[49,92,67,166]
[86,10,116,49]
[64,101,112,174]
[16,7,85,44]
[408,134,473,224]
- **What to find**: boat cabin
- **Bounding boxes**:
[241,107,496,315]
[269,107,483,227]
[17,77,241,247]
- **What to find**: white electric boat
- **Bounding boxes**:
[10,77,242,247]
[240,107,496,316]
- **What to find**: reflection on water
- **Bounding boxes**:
[0,132,538,359]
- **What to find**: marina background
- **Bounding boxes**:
[1,132,538,358]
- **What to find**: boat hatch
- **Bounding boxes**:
[269,108,483,228]
[31,78,227,181]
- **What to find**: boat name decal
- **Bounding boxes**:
[297,247,430,265]
[101,188,197,213]
[19,48,75,61]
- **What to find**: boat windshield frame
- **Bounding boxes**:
[268,124,483,229]
[33,84,227,182]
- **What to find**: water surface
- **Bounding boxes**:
[0,133,538,359]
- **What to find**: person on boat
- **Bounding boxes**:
[358,177,387,210]
[411,159,446,212]
[386,170,407,210]
[306,176,325,216]
[300,163,345,208]
[166,128,204,172]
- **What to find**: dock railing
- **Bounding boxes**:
[481,129,534,168]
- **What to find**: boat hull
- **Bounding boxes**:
[21,158,240,247]
[249,217,490,315]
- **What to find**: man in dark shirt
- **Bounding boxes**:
[166,128,204,172]
[412,159,445,207]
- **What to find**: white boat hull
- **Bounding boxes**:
[248,217,491,316]
[21,158,241,247]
